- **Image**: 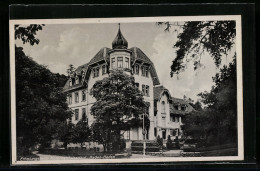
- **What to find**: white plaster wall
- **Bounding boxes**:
[156,93,183,139]
[67,88,88,124]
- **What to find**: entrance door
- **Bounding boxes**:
[162,129,166,139]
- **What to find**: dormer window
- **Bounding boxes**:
[117,57,123,68]
[141,66,145,76]
[135,64,139,75]
[69,79,72,87]
[93,67,99,78]
[181,105,186,111]
[75,76,79,84]
[141,66,149,77]
[102,65,107,75]
[145,67,149,77]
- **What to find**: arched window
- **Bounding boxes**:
[161,101,166,113]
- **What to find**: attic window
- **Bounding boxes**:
[75,76,79,84]
[181,106,186,111]
[102,65,107,75]
[69,80,72,87]
[93,67,99,78]
[135,64,139,74]
[145,67,149,77]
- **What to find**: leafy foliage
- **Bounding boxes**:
[15,24,45,46]
[158,21,236,76]
[90,69,148,151]
[72,120,91,148]
[181,57,237,146]
[56,120,74,149]
[15,47,72,154]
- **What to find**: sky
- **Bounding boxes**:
[15,22,235,101]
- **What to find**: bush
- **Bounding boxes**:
[173,136,180,149]
[156,135,163,148]
[166,135,173,150]
[131,146,160,152]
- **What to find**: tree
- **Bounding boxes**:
[15,24,45,46]
[90,69,148,152]
[71,112,91,148]
[56,120,74,150]
[182,58,237,146]
[157,21,236,76]
[15,25,73,155]
[16,47,73,154]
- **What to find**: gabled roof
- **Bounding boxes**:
[154,85,194,115]
[170,99,194,115]
[154,85,168,101]
[74,63,89,75]
[88,47,111,66]
[129,47,160,85]
[129,47,153,64]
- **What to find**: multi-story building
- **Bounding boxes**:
[63,26,194,149]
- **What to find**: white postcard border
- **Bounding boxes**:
[10,15,243,165]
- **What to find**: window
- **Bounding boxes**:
[93,67,99,78]
[135,64,139,74]
[126,130,130,140]
[75,76,79,84]
[75,109,79,121]
[125,57,129,68]
[145,85,149,96]
[162,115,166,120]
[102,65,107,74]
[142,84,145,94]
[69,80,72,87]
[145,67,149,77]
[117,57,123,68]
[135,82,139,89]
[82,90,86,101]
[82,108,87,124]
[162,129,166,139]
[75,92,79,103]
[170,129,175,136]
[181,106,186,111]
[68,94,72,104]
[141,66,145,76]
[111,57,116,69]
[161,101,166,113]
[154,128,157,137]
[102,65,107,75]
[176,116,179,123]
[170,115,175,122]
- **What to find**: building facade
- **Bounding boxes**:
[63,26,194,148]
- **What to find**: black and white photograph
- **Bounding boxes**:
[10,16,243,164]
